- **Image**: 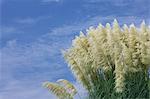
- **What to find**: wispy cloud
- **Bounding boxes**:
[1,27,17,34]
[0,80,56,99]
[85,0,131,6]
[16,18,37,24]
[1,39,69,81]
[15,16,51,24]
[83,0,149,19]
[85,0,148,7]
[41,0,61,3]
[1,26,23,37]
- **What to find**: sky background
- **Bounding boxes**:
[0,0,150,99]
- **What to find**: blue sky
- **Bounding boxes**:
[0,0,150,99]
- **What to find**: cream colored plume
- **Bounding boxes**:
[63,19,150,93]
[43,82,73,99]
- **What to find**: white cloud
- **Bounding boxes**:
[1,27,23,36]
[16,18,37,24]
[15,16,51,24]
[1,16,51,38]
[1,38,68,81]
[0,80,56,99]
[41,0,60,3]
[85,0,134,6]
[1,27,16,33]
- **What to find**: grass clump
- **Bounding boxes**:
[43,20,150,99]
